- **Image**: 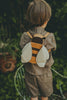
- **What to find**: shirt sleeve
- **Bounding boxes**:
[44,33,56,51]
[20,32,31,49]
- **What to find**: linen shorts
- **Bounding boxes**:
[25,70,53,97]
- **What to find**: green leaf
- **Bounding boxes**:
[12,17,16,23]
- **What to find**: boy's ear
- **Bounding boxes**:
[44,19,49,24]
[44,21,47,25]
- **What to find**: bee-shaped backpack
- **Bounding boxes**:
[21,32,51,67]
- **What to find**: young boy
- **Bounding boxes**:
[20,0,56,100]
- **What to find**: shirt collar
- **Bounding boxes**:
[29,26,45,34]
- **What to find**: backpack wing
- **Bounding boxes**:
[36,46,49,67]
[21,42,32,63]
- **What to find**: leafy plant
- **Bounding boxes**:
[0,0,67,99]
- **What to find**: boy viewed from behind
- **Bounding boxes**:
[20,0,56,100]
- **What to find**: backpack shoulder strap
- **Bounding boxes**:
[27,32,33,39]
[27,32,50,38]
[33,32,50,38]
[33,34,43,38]
[43,32,50,38]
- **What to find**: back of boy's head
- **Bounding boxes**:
[26,0,51,27]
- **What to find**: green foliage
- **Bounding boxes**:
[0,0,67,99]
[0,72,19,100]
[52,56,67,95]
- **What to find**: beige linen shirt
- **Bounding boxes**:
[20,27,56,75]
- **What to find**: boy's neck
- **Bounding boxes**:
[35,26,45,30]
[35,24,46,29]
[34,21,48,30]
